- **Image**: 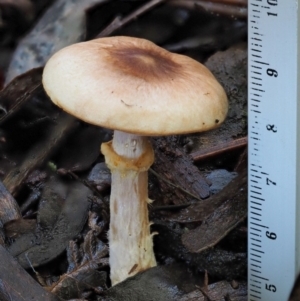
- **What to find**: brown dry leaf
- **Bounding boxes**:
[178,280,247,301]
[163,167,245,224]
[0,67,43,123]
[181,169,247,253]
[8,176,91,268]
[48,215,109,300]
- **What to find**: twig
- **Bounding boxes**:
[149,168,202,201]
[170,0,247,19]
[188,0,247,5]
[196,284,214,301]
[25,252,37,274]
[97,0,166,38]
[190,136,247,162]
[60,169,104,200]
[152,203,191,211]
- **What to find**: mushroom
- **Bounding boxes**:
[42,36,228,285]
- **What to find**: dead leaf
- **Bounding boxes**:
[181,170,247,253]
[8,176,91,268]
[48,225,109,300]
[0,68,43,123]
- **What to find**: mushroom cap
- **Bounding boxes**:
[42,36,228,135]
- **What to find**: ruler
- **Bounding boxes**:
[248,1,300,301]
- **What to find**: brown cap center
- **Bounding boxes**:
[107,47,181,81]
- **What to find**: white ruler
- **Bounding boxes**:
[248,1,300,301]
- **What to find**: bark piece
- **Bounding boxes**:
[164,168,246,224]
[153,220,247,279]
[8,177,91,268]
[179,280,247,301]
[152,136,211,203]
[0,244,61,301]
[4,218,36,239]
[0,180,21,225]
[0,68,43,124]
[100,264,199,301]
[100,264,247,301]
[181,171,247,252]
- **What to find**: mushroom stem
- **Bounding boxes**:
[101,130,156,285]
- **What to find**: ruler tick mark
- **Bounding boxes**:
[250,191,262,196]
[251,242,262,247]
[251,275,269,281]
[251,65,262,69]
[251,238,262,242]
[250,196,264,201]
[252,88,264,92]
[250,200,262,204]
[251,269,262,273]
[250,175,261,179]
[251,185,262,189]
[250,258,262,263]
[250,222,268,228]
[250,294,262,299]
[252,60,269,65]
[250,288,261,293]
[250,258,261,262]
[250,253,262,258]
[250,283,261,289]
[250,206,262,210]
[251,164,262,168]
[251,212,262,216]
